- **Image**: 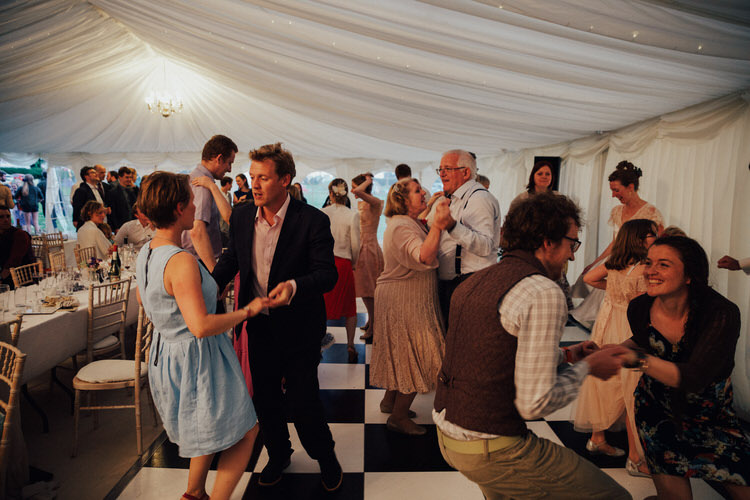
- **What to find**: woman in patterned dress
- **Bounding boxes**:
[351,173,384,340]
[621,236,750,499]
[370,178,451,436]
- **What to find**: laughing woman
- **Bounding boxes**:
[621,236,750,500]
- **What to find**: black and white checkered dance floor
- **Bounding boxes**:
[114,304,729,499]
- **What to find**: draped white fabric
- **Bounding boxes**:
[1,0,749,157]
[2,1,750,413]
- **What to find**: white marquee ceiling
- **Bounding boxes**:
[1,0,749,161]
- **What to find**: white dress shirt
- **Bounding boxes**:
[114,219,154,250]
[428,179,501,280]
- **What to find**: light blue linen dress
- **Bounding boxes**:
[136,244,256,457]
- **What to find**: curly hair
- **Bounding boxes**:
[501,192,581,252]
[608,160,643,191]
[81,200,104,222]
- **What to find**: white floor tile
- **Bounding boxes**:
[253,423,364,473]
[542,401,575,422]
[526,421,564,446]
[365,389,436,424]
[318,363,366,389]
[119,467,251,499]
[561,325,590,342]
[364,471,485,500]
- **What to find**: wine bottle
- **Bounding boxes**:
[109,244,121,280]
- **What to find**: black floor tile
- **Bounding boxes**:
[545,420,628,469]
[144,439,219,470]
[364,424,452,472]
[319,389,365,423]
[244,472,364,500]
[321,343,366,364]
[364,365,379,390]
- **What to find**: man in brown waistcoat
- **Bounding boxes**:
[433,192,632,500]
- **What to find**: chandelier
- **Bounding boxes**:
[145,94,183,117]
[145,60,183,118]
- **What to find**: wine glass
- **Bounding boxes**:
[0,284,9,321]
[13,287,26,314]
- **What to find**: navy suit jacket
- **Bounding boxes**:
[72,183,97,227]
[212,197,338,350]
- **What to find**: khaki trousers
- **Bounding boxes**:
[437,429,632,500]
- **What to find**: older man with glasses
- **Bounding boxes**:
[427,149,501,327]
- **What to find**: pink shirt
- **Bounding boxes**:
[252,194,296,313]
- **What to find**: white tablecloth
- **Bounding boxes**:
[10,277,139,384]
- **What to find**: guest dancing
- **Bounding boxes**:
[350,173,384,341]
[573,160,664,327]
[321,178,360,362]
[136,171,269,500]
[77,200,114,260]
[621,236,750,499]
[574,219,658,478]
[370,178,451,435]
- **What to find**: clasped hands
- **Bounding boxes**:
[432,198,455,231]
[566,341,637,381]
[241,281,294,317]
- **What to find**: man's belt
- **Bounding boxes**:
[437,428,522,454]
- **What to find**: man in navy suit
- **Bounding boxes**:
[71,166,104,228]
[212,143,342,491]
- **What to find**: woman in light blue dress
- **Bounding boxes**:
[136,171,270,500]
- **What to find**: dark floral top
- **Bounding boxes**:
[627,291,750,484]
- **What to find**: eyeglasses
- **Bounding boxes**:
[435,167,467,175]
[563,236,581,253]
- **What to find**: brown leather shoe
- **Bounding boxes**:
[379,401,416,419]
[386,416,426,436]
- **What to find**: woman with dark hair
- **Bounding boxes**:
[233,173,252,205]
[370,178,451,435]
[292,182,307,204]
[77,200,113,259]
[15,174,43,234]
[508,160,556,213]
[350,173,384,340]
[321,178,360,362]
[620,236,750,499]
[589,161,664,271]
[574,219,658,478]
[136,171,271,500]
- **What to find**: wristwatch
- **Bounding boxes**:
[636,351,649,372]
